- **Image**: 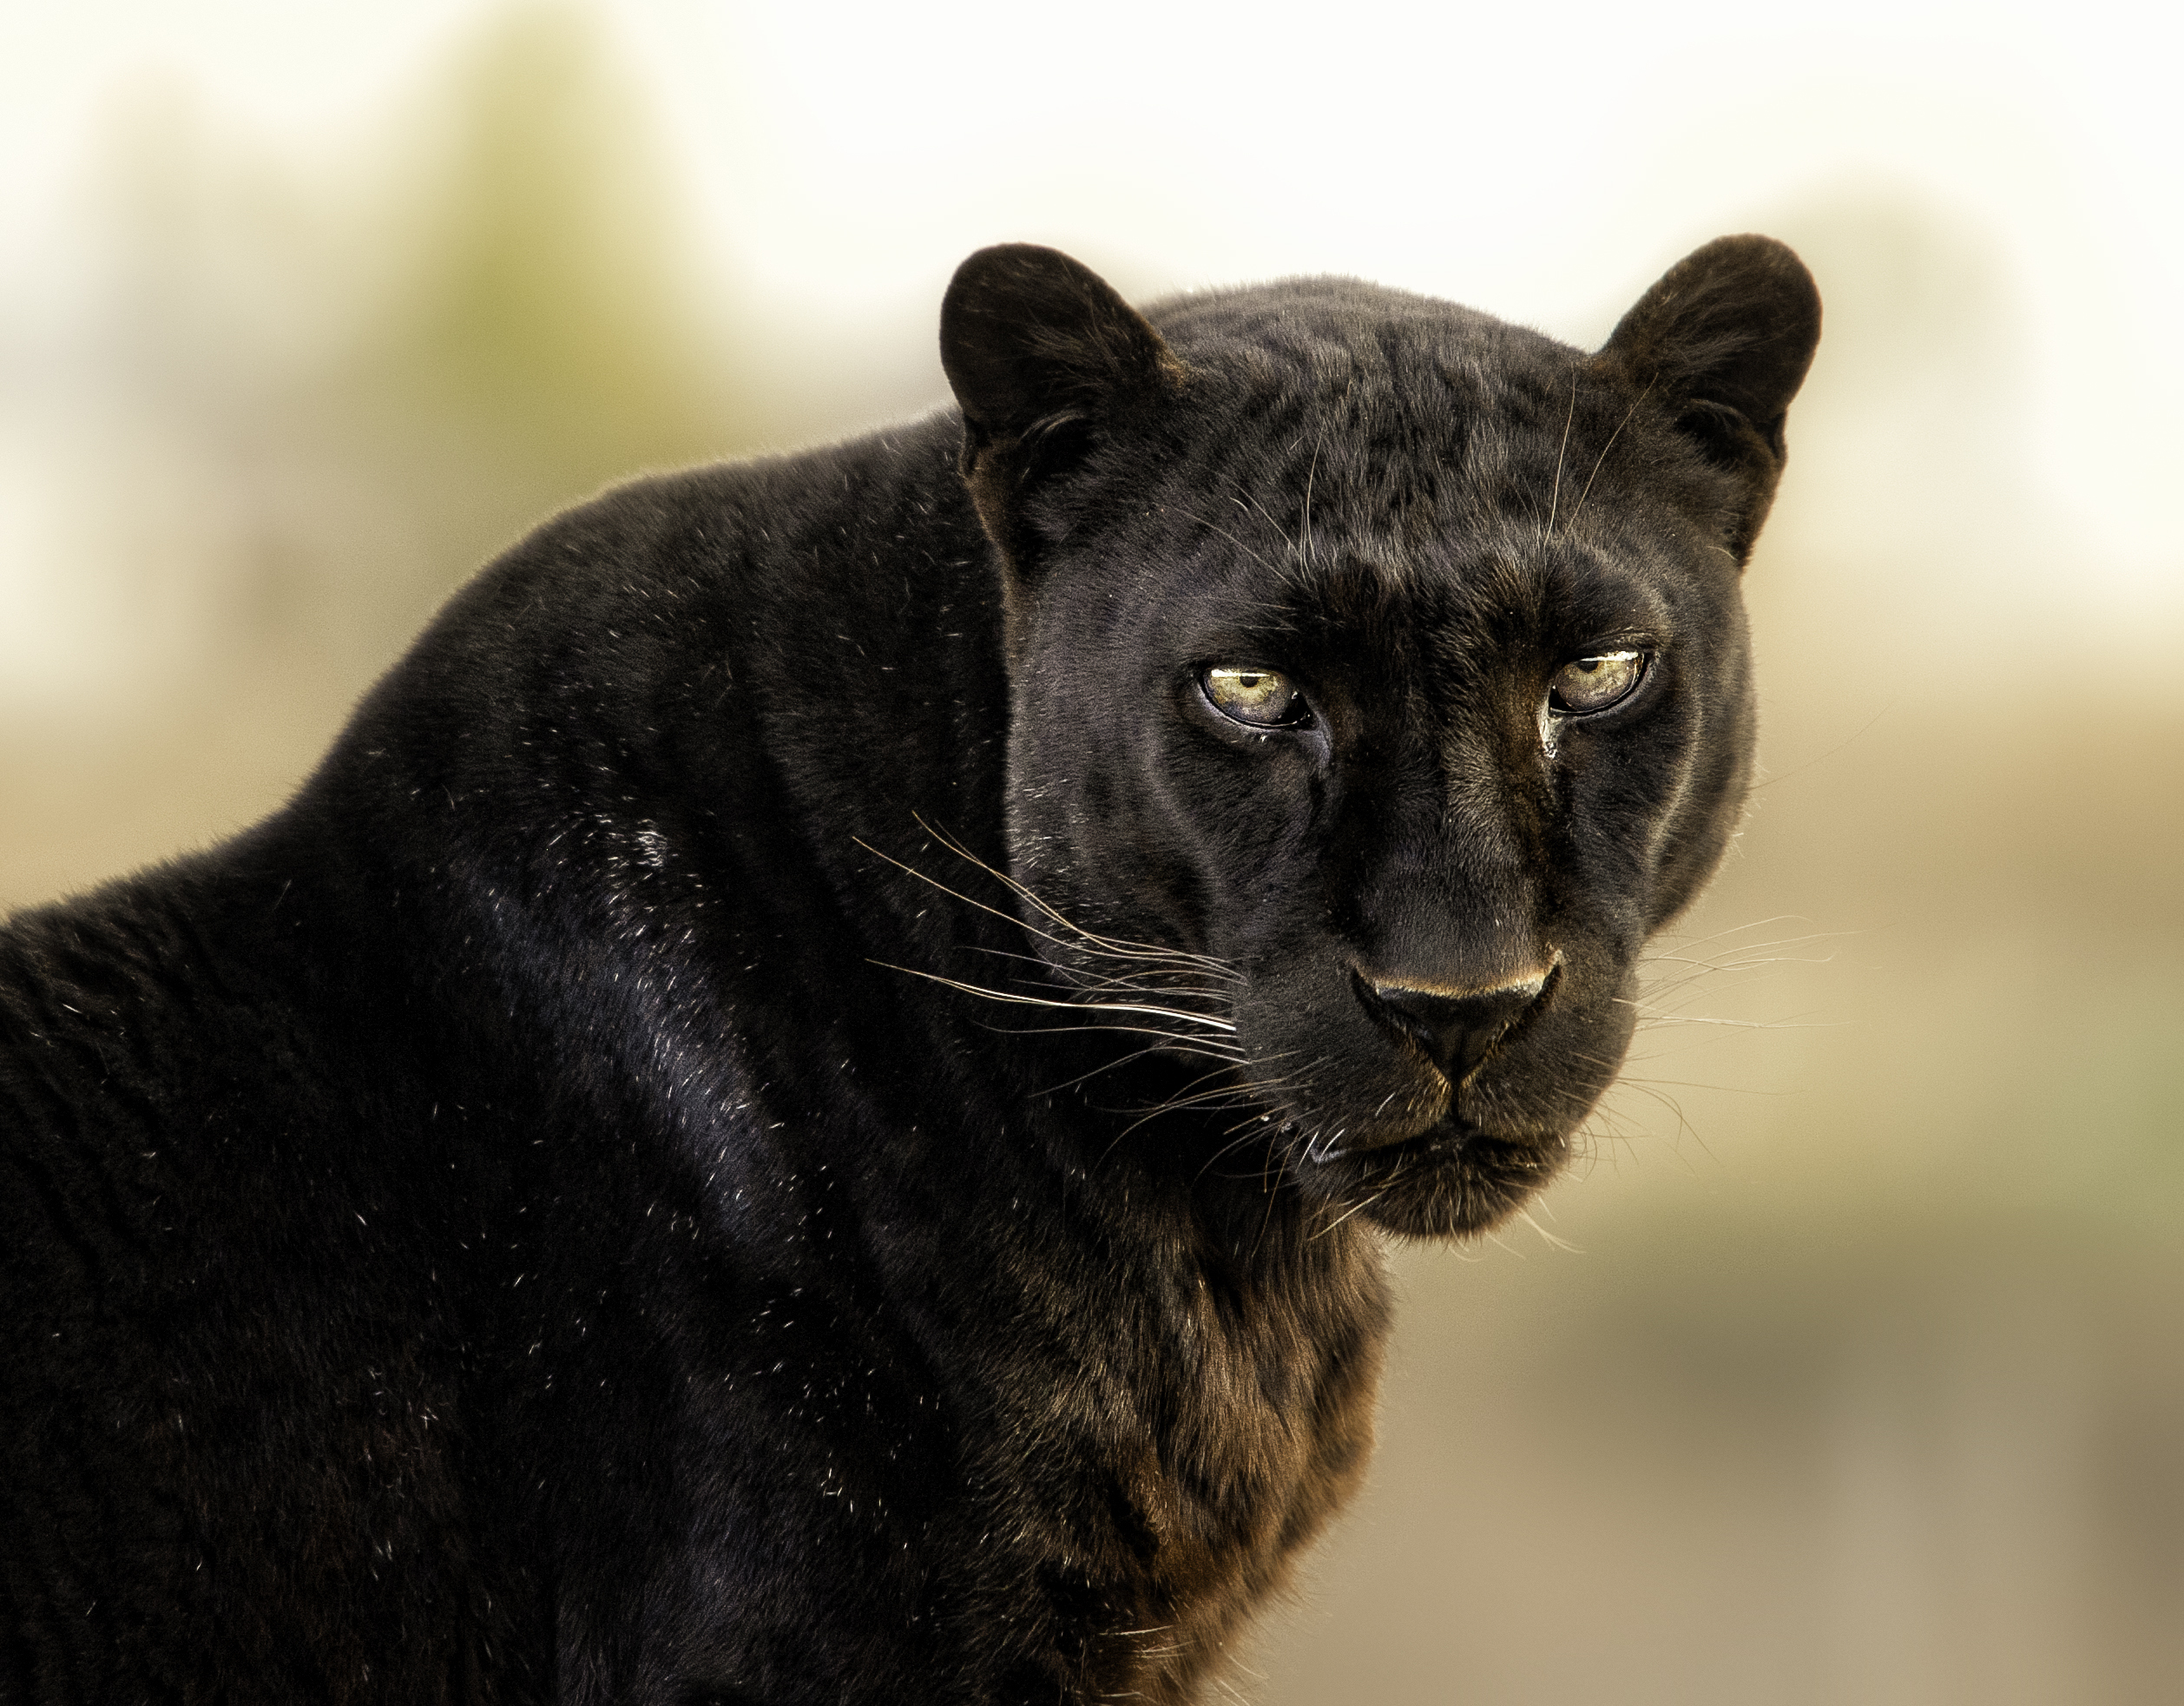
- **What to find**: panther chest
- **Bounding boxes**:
[985,1242,1389,1698]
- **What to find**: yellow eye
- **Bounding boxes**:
[1547,651,1647,716]
[1203,665,1310,728]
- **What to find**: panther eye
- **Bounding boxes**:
[1201,665,1311,728]
[1546,650,1647,717]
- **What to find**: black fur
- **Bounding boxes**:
[1,238,1818,1703]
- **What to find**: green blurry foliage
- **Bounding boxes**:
[1,3,766,904]
[359,1,758,568]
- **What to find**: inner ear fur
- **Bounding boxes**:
[939,244,1187,571]
[1595,234,1821,560]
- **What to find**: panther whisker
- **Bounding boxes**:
[1132,1076,1293,1123]
[1621,1006,1839,1030]
[1044,1040,1291,1101]
[1513,1203,1581,1254]
[1227,476,1303,562]
[1297,410,1332,577]
[1542,367,1578,545]
[1616,1072,1794,1097]
[1194,1105,1314,1181]
[1599,1078,1714,1154]
[1640,915,1842,956]
[967,1022,1244,1063]
[1640,942,1844,974]
[910,818,1246,983]
[1174,503,1288,578]
[1560,374,1655,537]
[965,948,1237,1011]
[858,833,1243,992]
[1066,965,1238,998]
[1310,1160,1403,1240]
[858,839,1114,963]
[1036,1044,1209,1096]
[871,961,1241,1033]
[1104,1078,1295,1156]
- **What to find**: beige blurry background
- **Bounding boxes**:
[3,1,2180,1699]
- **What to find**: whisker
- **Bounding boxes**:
[956,1019,1243,1065]
[1298,408,1334,577]
[870,963,1240,1031]
[858,832,1222,983]
[1747,704,1895,793]
[1036,1044,1231,1097]
[1562,375,1654,536]
[1227,474,1303,563]
[957,944,1232,1007]
[968,954,1220,992]
[1621,1009,1845,1031]
[914,817,1245,981]
[1543,367,1578,545]
[1513,1203,1581,1254]
[1174,503,1287,578]
[1310,1164,1400,1240]
[1641,915,1840,954]
[1104,1077,1294,1154]
[1615,1072,1794,1097]
[1197,1121,1289,1180]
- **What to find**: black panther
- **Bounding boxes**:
[0,236,1819,1703]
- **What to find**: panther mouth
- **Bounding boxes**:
[1296,1112,1570,1237]
[1302,1114,1550,1169]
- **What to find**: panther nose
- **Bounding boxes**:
[1357,970,1551,1084]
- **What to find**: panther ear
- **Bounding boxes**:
[1595,234,1821,561]
[940,244,1186,573]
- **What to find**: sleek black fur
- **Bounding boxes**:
[1,239,1818,1703]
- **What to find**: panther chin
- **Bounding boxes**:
[1274,1110,1574,1239]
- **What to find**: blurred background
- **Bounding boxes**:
[3,1,2179,1697]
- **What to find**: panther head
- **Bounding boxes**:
[940,238,1819,1236]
